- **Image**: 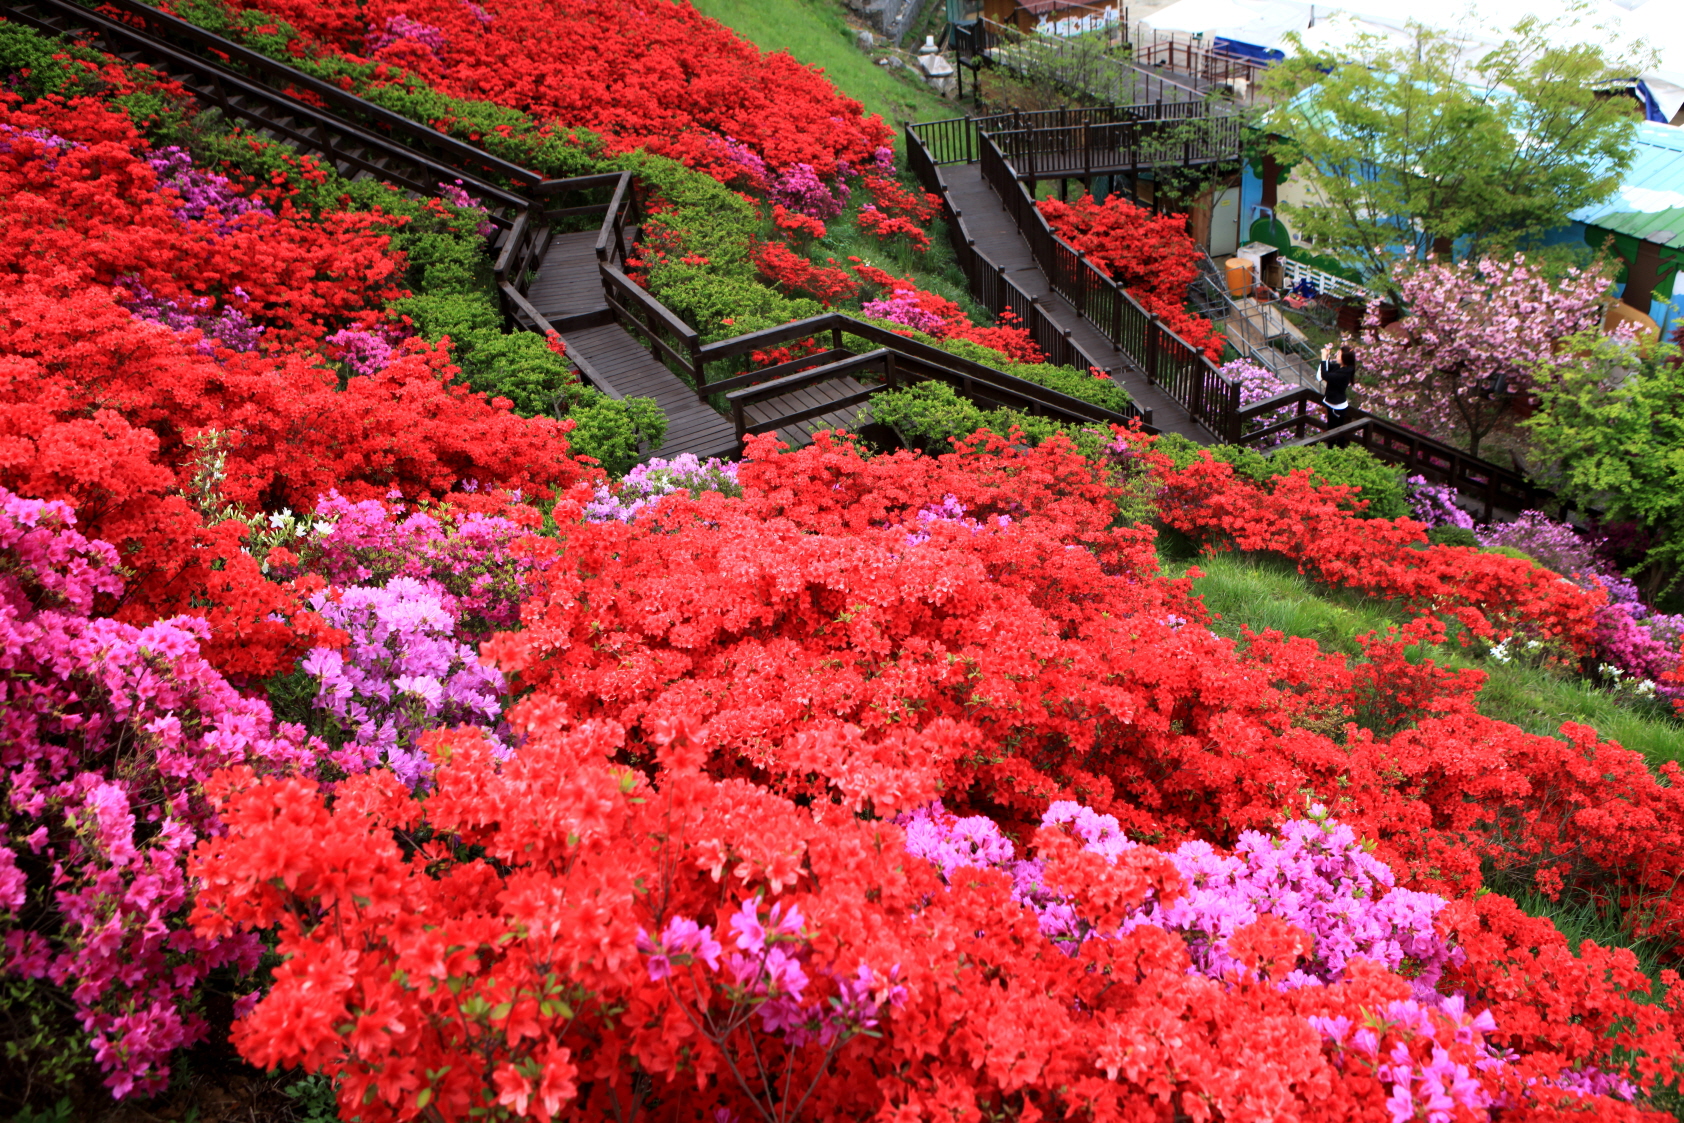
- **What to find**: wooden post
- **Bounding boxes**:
[1146,314,1160,385]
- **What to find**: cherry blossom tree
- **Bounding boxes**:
[1360,254,1608,454]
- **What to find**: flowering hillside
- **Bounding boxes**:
[3,1,1684,1121]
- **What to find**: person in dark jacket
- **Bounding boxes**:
[1318,341,1356,428]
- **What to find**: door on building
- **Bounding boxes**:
[1209,185,1241,257]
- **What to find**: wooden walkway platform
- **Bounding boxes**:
[937,161,1211,443]
[540,235,866,460]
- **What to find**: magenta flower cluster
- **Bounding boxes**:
[367,14,448,53]
[117,278,265,355]
[771,163,849,221]
[861,287,945,334]
[300,577,507,790]
[325,326,400,376]
[706,134,770,193]
[584,454,742,523]
[437,178,496,237]
[899,800,1451,989]
[0,489,319,1098]
[638,898,905,1047]
[145,146,272,230]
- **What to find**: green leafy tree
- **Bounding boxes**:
[1262,18,1647,294]
[1525,330,1684,596]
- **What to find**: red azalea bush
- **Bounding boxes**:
[186,432,1684,1121]
[217,0,893,182]
[1038,192,1223,360]
[0,93,587,675]
[1155,452,1605,653]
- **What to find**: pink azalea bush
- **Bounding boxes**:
[0,489,319,1097]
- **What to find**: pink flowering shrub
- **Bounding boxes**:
[860,287,947,335]
[0,489,319,1097]
[367,14,448,54]
[309,490,540,634]
[770,162,848,221]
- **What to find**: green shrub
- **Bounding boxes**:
[565,392,667,476]
[1428,525,1481,548]
[868,382,1073,451]
[1482,544,1539,565]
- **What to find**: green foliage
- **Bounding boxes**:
[0,977,88,1114]
[1526,331,1684,596]
[1428,525,1480,548]
[283,1073,343,1123]
[1171,550,1684,764]
[1262,18,1646,292]
[565,392,667,476]
[867,382,1057,451]
[1482,545,1538,565]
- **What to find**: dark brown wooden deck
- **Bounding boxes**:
[543,236,863,460]
[936,161,1209,443]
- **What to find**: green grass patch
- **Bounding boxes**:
[689,0,958,134]
[1167,550,1684,764]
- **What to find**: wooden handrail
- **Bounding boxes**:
[495,282,622,400]
[600,265,700,346]
[594,173,634,260]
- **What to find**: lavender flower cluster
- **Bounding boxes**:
[584,455,742,523]
[117,278,265,355]
[301,577,506,789]
[1223,359,1298,448]
[145,146,272,230]
[902,494,1011,546]
[899,799,1452,990]
[1406,483,1683,700]
[311,489,538,633]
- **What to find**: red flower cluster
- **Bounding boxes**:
[191,431,1684,1121]
[1038,192,1223,360]
[1156,452,1603,653]
[0,94,586,674]
[751,241,859,307]
[854,262,1044,364]
[224,0,894,181]
[854,173,941,252]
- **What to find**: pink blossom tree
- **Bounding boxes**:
[1360,254,1608,454]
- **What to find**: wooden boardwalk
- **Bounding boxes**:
[937,161,1211,443]
[540,235,865,460]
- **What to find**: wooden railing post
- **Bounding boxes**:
[1146,315,1160,385]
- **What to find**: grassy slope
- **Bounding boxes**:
[689,0,957,134]
[1172,551,1684,765]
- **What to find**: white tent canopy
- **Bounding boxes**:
[1141,0,1684,121]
